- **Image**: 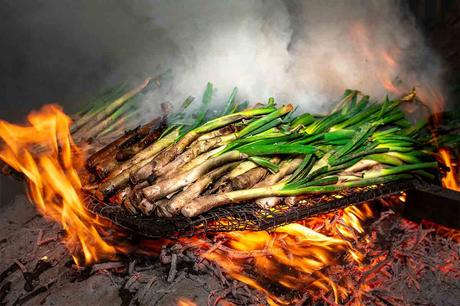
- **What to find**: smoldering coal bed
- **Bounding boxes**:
[1,184,459,306]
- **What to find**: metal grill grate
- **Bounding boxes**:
[86,179,419,238]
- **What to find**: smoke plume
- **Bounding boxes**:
[142,0,444,115]
[0,0,445,119]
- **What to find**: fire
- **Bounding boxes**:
[201,204,373,305]
[0,102,454,304]
[0,105,123,265]
[439,148,460,191]
[177,298,197,306]
[350,22,402,97]
[349,21,446,116]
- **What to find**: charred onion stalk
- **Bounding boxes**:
[140,151,250,201]
[86,127,140,169]
[130,101,280,183]
[73,78,153,141]
[92,116,167,178]
[96,128,179,199]
[150,128,238,180]
[83,85,446,219]
[254,157,304,208]
[181,163,436,217]
[160,162,241,216]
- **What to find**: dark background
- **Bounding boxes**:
[1,0,459,205]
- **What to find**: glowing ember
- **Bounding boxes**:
[200,204,373,305]
[177,297,197,306]
[439,148,460,191]
[0,105,124,265]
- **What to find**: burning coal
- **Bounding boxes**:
[199,204,373,305]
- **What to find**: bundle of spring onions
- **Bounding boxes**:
[71,76,166,147]
[0,77,159,180]
[87,82,444,218]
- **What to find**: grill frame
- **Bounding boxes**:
[86,179,421,238]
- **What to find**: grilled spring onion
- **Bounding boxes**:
[82,84,442,219]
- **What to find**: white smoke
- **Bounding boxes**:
[3,0,443,117]
[131,0,445,115]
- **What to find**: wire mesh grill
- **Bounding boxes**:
[86,179,418,238]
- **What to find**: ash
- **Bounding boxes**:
[0,196,459,306]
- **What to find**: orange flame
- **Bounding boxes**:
[350,21,445,115]
[439,148,460,191]
[177,298,197,306]
[202,204,373,305]
[0,105,124,265]
[350,22,402,97]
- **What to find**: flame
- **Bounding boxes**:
[350,22,402,97]
[350,21,445,115]
[177,298,197,306]
[439,148,460,191]
[418,86,445,119]
[0,105,124,265]
[202,204,373,305]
